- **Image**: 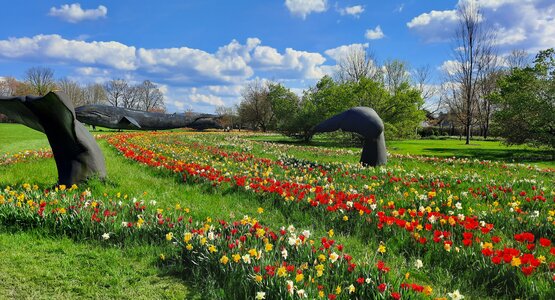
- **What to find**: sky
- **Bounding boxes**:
[0,0,553,113]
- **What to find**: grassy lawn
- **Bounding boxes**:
[249,133,554,168]
[1,124,553,299]
[0,231,193,300]
[387,139,554,167]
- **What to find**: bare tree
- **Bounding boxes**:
[441,81,471,138]
[121,84,139,109]
[0,76,18,96]
[83,83,107,105]
[25,66,56,96]
[215,105,236,129]
[448,1,497,144]
[336,47,381,83]
[57,78,85,107]
[505,49,530,69]
[136,80,165,112]
[475,69,501,138]
[238,80,274,132]
[414,65,437,107]
[104,78,128,107]
[383,59,410,94]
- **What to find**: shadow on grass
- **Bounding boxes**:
[254,137,554,164]
[424,147,553,163]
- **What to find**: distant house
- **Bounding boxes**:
[419,112,458,136]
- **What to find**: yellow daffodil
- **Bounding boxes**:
[220,255,229,264]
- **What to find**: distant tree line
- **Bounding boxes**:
[0,66,166,114]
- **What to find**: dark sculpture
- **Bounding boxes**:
[0,91,106,185]
[75,105,222,130]
[312,107,387,166]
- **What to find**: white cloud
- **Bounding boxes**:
[406,10,458,42]
[365,26,385,40]
[495,26,527,45]
[49,3,107,23]
[439,60,461,76]
[407,10,458,28]
[285,0,327,19]
[407,0,555,51]
[282,48,327,79]
[75,67,110,76]
[0,34,136,70]
[324,43,369,61]
[253,46,284,66]
[189,93,225,106]
[338,5,364,17]
[206,85,243,97]
[0,34,334,112]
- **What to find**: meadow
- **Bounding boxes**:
[0,123,553,299]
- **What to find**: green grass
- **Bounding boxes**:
[0,123,50,153]
[0,231,193,300]
[387,139,554,168]
[249,133,554,168]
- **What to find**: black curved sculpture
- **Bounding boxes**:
[75,105,222,130]
[0,92,106,185]
[312,107,387,166]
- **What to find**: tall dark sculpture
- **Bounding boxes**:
[312,107,387,166]
[75,105,222,130]
[0,92,106,185]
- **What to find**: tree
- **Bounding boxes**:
[267,82,300,135]
[82,83,107,105]
[414,65,437,107]
[121,85,139,109]
[336,47,381,83]
[382,59,410,95]
[492,48,555,155]
[0,77,18,96]
[25,66,56,96]
[475,68,501,138]
[355,78,424,138]
[448,1,497,144]
[301,75,424,140]
[104,79,128,107]
[238,80,274,132]
[136,80,165,112]
[506,49,530,69]
[215,106,237,129]
[57,78,85,107]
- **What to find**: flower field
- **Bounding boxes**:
[1,130,554,299]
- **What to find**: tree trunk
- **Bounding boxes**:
[465,114,471,145]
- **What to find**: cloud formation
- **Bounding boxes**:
[0,34,329,85]
[338,5,364,17]
[407,0,555,51]
[285,0,327,19]
[49,3,107,23]
[0,34,333,112]
[324,43,369,61]
[365,26,385,40]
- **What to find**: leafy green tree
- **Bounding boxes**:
[238,80,274,132]
[310,76,424,139]
[492,48,555,155]
[267,83,300,134]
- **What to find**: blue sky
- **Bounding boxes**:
[1,1,553,113]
